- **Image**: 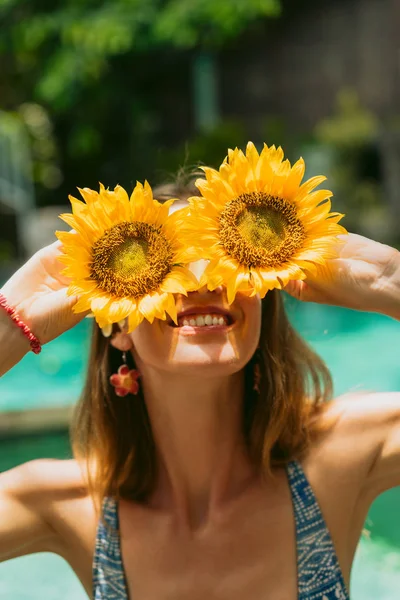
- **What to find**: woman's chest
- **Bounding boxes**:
[119,491,298,600]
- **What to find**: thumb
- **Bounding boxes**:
[58,288,91,327]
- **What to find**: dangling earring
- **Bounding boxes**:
[101,323,140,397]
[253,348,261,394]
[109,351,141,397]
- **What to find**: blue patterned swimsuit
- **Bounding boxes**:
[93,460,349,599]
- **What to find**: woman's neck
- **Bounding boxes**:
[141,368,255,530]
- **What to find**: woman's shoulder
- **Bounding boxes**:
[1,457,92,525]
[305,391,399,477]
[2,458,88,495]
[0,458,96,563]
[309,391,399,436]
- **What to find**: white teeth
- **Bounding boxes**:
[178,313,230,327]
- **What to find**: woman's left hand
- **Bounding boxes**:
[284,233,400,315]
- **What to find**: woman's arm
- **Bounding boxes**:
[287,234,400,494]
[0,309,31,376]
[0,461,61,561]
[377,248,400,320]
[0,241,87,376]
[0,458,89,563]
[284,233,400,320]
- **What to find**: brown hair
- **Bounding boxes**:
[71,175,333,506]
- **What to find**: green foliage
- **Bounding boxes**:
[314,88,387,237]
[153,0,280,47]
[1,0,280,106]
[316,89,379,149]
[0,0,281,210]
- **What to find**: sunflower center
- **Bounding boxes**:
[219,192,305,268]
[236,206,286,251]
[108,238,149,278]
[90,222,174,298]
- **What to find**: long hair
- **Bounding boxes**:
[71,174,333,507]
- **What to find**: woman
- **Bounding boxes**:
[0,171,400,600]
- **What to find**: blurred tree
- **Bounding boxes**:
[0,0,280,207]
[314,89,391,240]
[1,0,280,108]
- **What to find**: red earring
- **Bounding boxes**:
[110,351,140,397]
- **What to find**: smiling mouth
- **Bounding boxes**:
[167,308,234,329]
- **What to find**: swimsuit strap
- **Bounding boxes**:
[92,497,129,599]
[92,465,350,600]
[287,461,350,600]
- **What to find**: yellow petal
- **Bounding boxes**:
[128,309,144,333]
[113,185,131,221]
[164,292,178,324]
[91,296,111,312]
[106,298,136,323]
[282,158,306,200]
[296,189,333,215]
[130,181,151,221]
[160,275,190,295]
[143,180,154,202]
[67,280,98,296]
[200,267,225,291]
[68,195,87,218]
[256,152,275,192]
[61,263,91,280]
[138,293,167,323]
[78,187,100,205]
[249,269,266,294]
[226,276,240,305]
[295,175,327,204]
[266,145,285,170]
[270,159,291,197]
[245,141,261,171]
[299,199,333,226]
[72,294,93,313]
[161,267,198,294]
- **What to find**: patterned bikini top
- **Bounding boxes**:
[93,460,350,600]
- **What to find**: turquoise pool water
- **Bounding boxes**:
[0,318,92,412]
[1,300,400,598]
[1,301,399,412]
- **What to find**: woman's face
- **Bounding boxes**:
[130,268,262,377]
[127,201,262,376]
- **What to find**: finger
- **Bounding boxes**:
[54,288,91,327]
[41,230,78,259]
[283,280,327,304]
[283,280,306,301]
[39,236,78,286]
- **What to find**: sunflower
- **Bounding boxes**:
[181,142,347,304]
[56,182,197,332]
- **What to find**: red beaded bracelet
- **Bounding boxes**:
[0,293,42,354]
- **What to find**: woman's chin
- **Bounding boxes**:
[164,345,250,375]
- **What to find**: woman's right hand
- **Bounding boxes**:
[1,240,87,345]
